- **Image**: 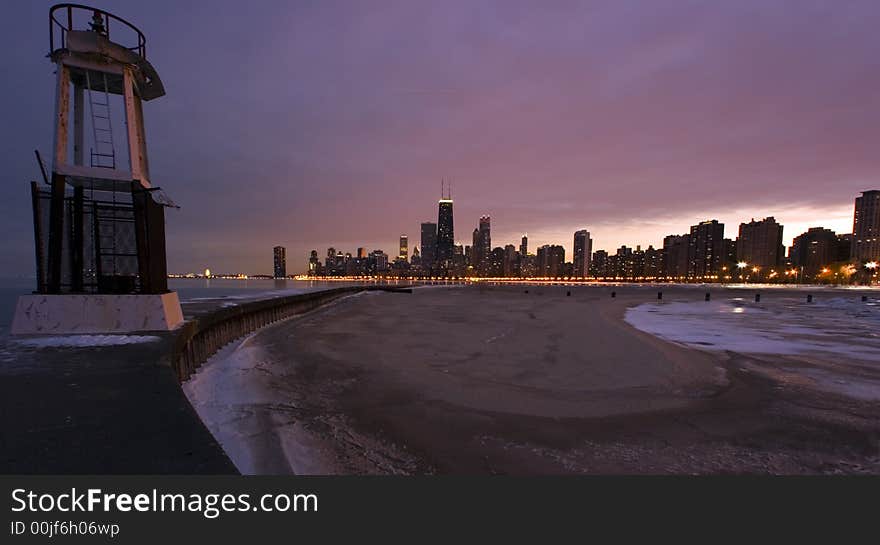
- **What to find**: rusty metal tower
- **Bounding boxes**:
[13,4,182,334]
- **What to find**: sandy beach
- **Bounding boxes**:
[184,285,880,474]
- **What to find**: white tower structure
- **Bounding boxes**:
[12,5,182,334]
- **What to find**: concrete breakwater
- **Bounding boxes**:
[170,286,411,382]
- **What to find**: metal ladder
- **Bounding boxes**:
[86,71,116,169]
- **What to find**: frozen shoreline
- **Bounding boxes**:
[625,296,880,400]
[180,285,880,474]
[182,291,393,474]
[182,331,324,474]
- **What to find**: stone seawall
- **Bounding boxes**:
[170,286,411,382]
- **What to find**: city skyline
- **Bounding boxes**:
[185,189,875,277]
[290,189,877,281]
[182,190,868,276]
[2,1,880,276]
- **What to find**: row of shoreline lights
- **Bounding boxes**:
[190,262,879,281]
[737,261,878,277]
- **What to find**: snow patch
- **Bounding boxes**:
[624,299,880,361]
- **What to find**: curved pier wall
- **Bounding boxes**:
[170,286,410,382]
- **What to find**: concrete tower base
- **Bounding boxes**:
[11,293,184,335]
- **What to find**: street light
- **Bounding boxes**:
[867,261,879,285]
[737,261,747,283]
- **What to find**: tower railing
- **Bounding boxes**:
[49,3,146,59]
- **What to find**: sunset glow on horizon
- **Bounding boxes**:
[2,0,879,274]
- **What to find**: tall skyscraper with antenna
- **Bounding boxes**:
[437,179,455,266]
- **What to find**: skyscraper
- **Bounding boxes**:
[548,245,565,277]
[471,228,479,269]
[663,234,690,279]
[398,235,408,261]
[737,217,784,271]
[370,250,389,273]
[836,233,853,262]
[688,220,725,279]
[308,250,319,276]
[489,247,505,277]
[536,245,548,276]
[643,245,661,278]
[615,246,634,279]
[632,245,645,278]
[420,222,437,270]
[437,197,455,264]
[590,249,608,278]
[852,190,880,262]
[722,238,738,277]
[573,229,592,277]
[411,246,421,267]
[273,246,286,278]
[503,244,517,277]
[537,245,565,277]
[520,235,528,257]
[790,227,838,276]
[476,216,491,275]
[326,247,336,273]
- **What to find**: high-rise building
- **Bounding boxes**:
[520,235,528,257]
[722,238,738,278]
[790,227,838,276]
[399,235,408,261]
[370,249,389,273]
[536,245,549,277]
[325,247,336,274]
[475,216,491,275]
[452,243,466,274]
[663,234,690,279]
[590,249,608,278]
[688,220,725,279]
[471,229,479,269]
[420,222,437,270]
[737,217,784,272]
[632,245,645,278]
[273,246,286,278]
[573,230,592,277]
[308,250,319,276]
[836,233,853,262]
[357,247,366,259]
[503,244,517,277]
[852,190,880,262]
[520,253,537,277]
[615,246,633,279]
[344,252,357,275]
[537,245,565,277]
[489,247,505,277]
[437,198,455,265]
[643,245,661,278]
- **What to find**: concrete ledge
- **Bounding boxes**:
[170,285,411,382]
[11,292,184,335]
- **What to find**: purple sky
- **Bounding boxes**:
[1,0,878,275]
